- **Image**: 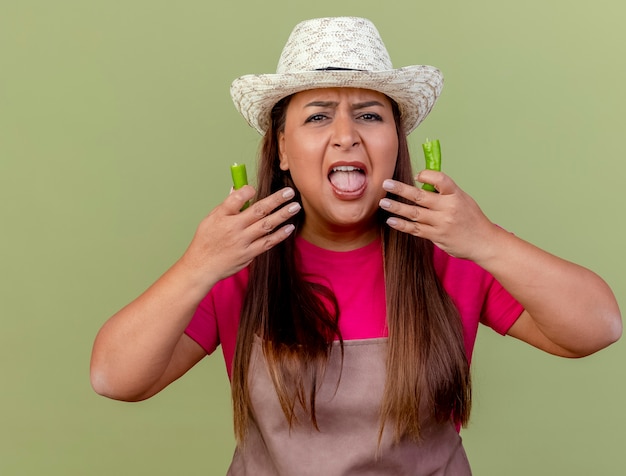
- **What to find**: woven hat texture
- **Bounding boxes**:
[230,17,443,135]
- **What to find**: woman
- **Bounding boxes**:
[90,17,621,475]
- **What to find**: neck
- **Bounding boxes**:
[299,221,380,251]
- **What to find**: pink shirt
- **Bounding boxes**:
[185,238,523,379]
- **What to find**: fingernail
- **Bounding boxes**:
[287,203,301,214]
[382,180,395,191]
[386,217,399,227]
[283,188,295,199]
[284,224,296,235]
[379,198,392,210]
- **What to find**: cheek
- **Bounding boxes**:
[289,162,320,190]
[387,134,399,160]
[376,136,399,176]
[283,135,323,173]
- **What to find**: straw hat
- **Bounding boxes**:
[230,17,443,136]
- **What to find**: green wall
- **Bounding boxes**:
[2,1,624,474]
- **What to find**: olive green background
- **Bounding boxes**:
[1,0,624,474]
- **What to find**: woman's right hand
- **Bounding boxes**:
[90,185,300,401]
[179,185,301,288]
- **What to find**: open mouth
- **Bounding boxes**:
[328,165,367,195]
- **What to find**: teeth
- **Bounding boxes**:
[331,166,362,172]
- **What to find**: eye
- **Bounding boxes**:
[358,112,383,122]
[305,113,328,123]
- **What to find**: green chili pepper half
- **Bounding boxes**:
[421,138,441,192]
[230,162,249,210]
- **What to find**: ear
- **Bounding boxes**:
[278,131,289,171]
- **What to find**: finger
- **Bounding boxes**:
[415,171,456,195]
[242,196,301,259]
[241,187,296,224]
[383,178,424,201]
[384,215,435,238]
[249,200,301,240]
[382,179,434,208]
[379,197,436,226]
[248,223,297,255]
[224,185,257,214]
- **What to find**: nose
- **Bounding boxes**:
[332,113,360,150]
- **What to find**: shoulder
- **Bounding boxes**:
[433,246,493,287]
[433,245,516,315]
[201,267,249,306]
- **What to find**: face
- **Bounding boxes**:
[278,87,399,245]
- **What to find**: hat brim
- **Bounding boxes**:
[230,65,443,135]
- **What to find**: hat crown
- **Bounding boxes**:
[230,16,443,135]
[276,17,393,74]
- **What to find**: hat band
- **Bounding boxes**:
[315,67,365,71]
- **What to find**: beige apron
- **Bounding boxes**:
[227,338,472,475]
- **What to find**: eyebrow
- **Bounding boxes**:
[304,100,386,109]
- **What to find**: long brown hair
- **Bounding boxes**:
[231,94,471,445]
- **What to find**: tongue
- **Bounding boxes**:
[329,171,366,192]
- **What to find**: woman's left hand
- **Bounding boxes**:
[379,171,497,261]
[380,170,622,357]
